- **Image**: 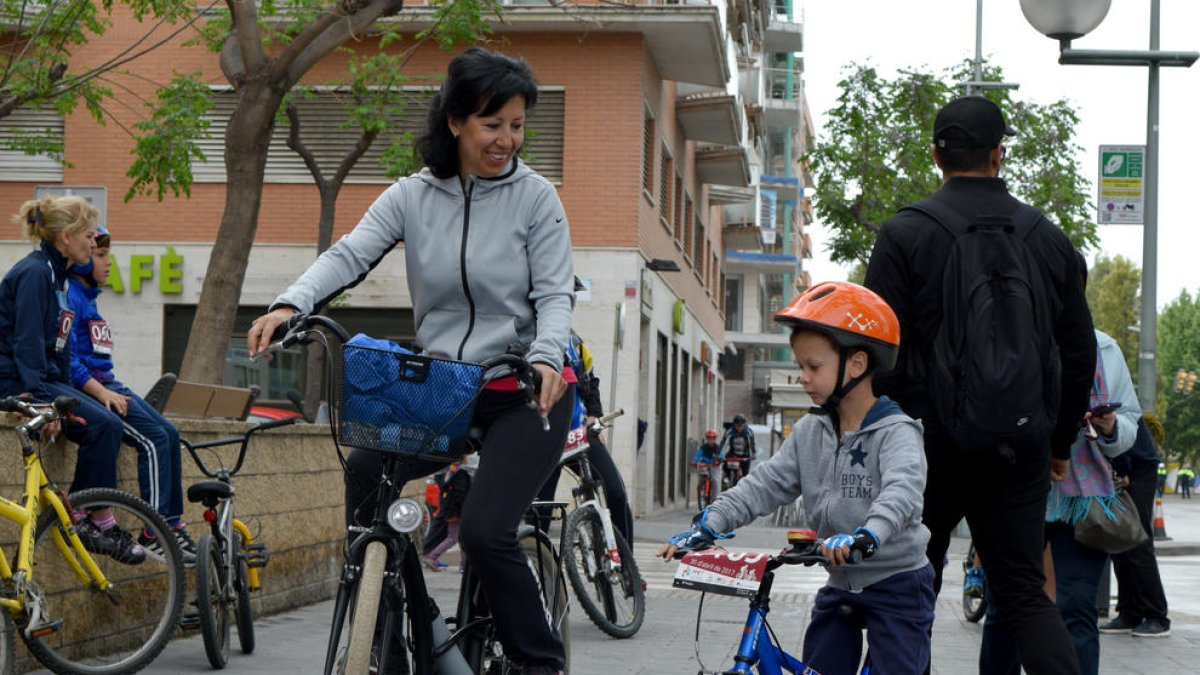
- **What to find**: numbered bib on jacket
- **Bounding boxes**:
[56,308,75,352]
[89,320,114,356]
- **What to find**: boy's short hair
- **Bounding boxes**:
[789,325,876,372]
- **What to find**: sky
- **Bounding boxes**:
[800,1,1200,309]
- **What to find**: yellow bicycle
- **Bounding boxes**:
[0,395,184,674]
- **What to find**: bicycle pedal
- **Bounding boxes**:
[179,612,202,630]
[26,618,64,638]
[245,543,270,568]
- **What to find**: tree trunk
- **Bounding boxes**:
[179,78,286,383]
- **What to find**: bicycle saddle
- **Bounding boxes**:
[187,480,233,506]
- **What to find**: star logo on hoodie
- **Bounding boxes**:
[849,444,868,468]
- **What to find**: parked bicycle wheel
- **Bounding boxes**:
[197,534,232,669]
[233,534,255,655]
[1,609,14,675]
[25,488,184,675]
[562,507,644,638]
[962,541,987,624]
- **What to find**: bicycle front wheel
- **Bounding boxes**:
[342,540,387,675]
[197,534,231,668]
[562,507,644,639]
[24,488,184,675]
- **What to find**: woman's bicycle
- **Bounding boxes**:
[179,416,298,668]
[558,409,645,639]
[0,395,185,675]
[266,314,569,674]
[670,529,875,675]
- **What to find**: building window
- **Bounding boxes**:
[192,87,566,185]
[691,207,704,267]
[659,147,672,228]
[162,305,415,402]
[724,274,742,332]
[673,175,685,245]
[682,196,694,260]
[641,113,655,193]
[0,106,65,182]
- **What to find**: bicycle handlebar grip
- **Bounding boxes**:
[0,396,18,413]
[252,417,299,432]
[52,395,80,415]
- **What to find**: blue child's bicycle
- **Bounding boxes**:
[672,529,873,675]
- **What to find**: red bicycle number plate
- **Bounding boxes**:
[673,547,771,597]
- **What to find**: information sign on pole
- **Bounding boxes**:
[1097,145,1145,224]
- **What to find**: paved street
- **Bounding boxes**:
[53,496,1200,674]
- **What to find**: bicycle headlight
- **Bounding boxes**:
[386,497,424,534]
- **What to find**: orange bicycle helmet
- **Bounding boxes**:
[775,281,900,371]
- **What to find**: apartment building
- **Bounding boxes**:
[0,0,810,514]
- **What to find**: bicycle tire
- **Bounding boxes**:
[1,608,14,675]
[962,542,987,624]
[696,479,707,511]
[562,507,644,638]
[197,534,231,669]
[23,488,184,675]
[233,533,255,655]
[343,541,387,675]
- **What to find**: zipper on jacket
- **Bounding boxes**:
[456,179,477,360]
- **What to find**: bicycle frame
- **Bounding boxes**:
[564,458,622,569]
[724,570,816,675]
[0,421,112,626]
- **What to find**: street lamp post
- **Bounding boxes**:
[1021,0,1198,415]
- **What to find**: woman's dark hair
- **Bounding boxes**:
[417,47,539,179]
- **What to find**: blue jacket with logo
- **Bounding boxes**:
[0,243,73,399]
[66,277,115,389]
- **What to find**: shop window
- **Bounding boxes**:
[0,106,64,182]
[162,305,415,402]
[192,87,565,185]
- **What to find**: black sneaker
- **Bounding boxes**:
[173,525,199,565]
[77,519,146,565]
[1131,617,1171,638]
[1098,615,1139,634]
[138,530,197,567]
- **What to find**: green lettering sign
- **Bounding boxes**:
[129,255,154,293]
[159,247,183,293]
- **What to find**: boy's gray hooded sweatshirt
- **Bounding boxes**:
[271,159,575,370]
[706,397,930,591]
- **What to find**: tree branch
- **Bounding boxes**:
[332,127,378,186]
[230,0,267,73]
[272,9,345,80]
[283,0,404,86]
[285,102,326,187]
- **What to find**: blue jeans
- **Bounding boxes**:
[981,522,1107,675]
[803,564,936,675]
[105,381,184,522]
[12,380,124,493]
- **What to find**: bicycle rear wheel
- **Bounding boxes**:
[197,534,231,668]
[24,488,184,675]
[562,507,644,638]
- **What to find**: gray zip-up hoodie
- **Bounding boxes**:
[272,159,574,369]
[706,397,930,591]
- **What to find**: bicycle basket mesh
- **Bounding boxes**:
[337,342,485,461]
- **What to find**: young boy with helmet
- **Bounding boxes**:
[691,429,724,501]
[659,281,934,674]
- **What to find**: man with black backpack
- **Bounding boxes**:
[864,96,1096,675]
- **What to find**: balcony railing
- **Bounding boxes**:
[764,67,802,101]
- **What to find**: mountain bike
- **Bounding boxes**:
[265,314,569,674]
[692,460,718,512]
[558,410,645,639]
[671,530,875,675]
[179,416,298,668]
[962,540,987,623]
[722,456,748,491]
[0,395,185,675]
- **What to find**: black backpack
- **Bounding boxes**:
[902,199,1061,451]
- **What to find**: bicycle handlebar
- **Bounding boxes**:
[183,416,299,478]
[589,408,624,432]
[1,395,80,433]
[671,537,875,568]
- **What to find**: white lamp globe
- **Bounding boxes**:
[1020,0,1112,40]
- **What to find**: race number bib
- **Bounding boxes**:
[89,320,114,356]
[562,424,589,461]
[673,547,771,597]
[55,308,75,352]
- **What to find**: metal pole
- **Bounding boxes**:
[971,0,984,96]
[1138,0,1161,413]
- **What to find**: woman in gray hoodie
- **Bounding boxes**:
[248,48,574,675]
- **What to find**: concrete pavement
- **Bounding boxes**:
[28,496,1200,674]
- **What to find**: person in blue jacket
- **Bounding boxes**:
[66,225,197,564]
[0,196,143,564]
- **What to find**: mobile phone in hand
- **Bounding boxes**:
[1089,402,1122,416]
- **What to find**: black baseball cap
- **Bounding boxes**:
[933,96,1017,150]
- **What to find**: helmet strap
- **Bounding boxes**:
[819,348,875,442]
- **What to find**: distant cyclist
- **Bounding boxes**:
[248,48,574,675]
[691,429,723,501]
[720,413,756,482]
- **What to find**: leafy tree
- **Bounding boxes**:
[808,60,1098,267]
[1156,289,1200,463]
[123,0,500,383]
[1085,254,1141,383]
[0,0,199,160]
